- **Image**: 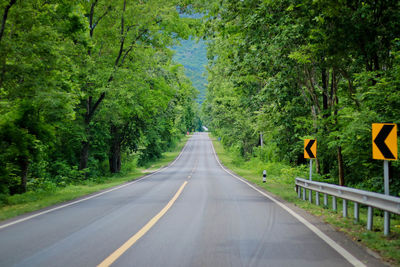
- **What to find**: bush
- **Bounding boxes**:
[0,194,9,206]
[26,178,58,193]
[253,144,279,163]
[50,161,86,186]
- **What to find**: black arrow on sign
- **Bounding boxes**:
[305,140,315,158]
[374,124,395,159]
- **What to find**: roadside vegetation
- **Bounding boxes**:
[0,136,189,221]
[0,1,201,201]
[212,137,400,266]
[198,0,400,193]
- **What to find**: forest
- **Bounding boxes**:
[199,0,400,195]
[0,0,200,197]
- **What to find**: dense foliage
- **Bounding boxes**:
[0,0,199,195]
[199,0,400,195]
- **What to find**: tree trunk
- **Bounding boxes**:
[337,146,345,186]
[322,68,328,117]
[79,140,90,171]
[109,125,122,173]
[78,94,105,171]
[109,145,121,173]
[321,68,330,175]
[332,70,344,186]
[19,156,29,193]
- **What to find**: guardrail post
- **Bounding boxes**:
[297,186,301,198]
[343,199,347,218]
[323,193,328,207]
[315,192,319,206]
[354,202,359,222]
[384,212,390,236]
[309,190,312,203]
[367,206,373,231]
[302,188,306,201]
[332,196,337,211]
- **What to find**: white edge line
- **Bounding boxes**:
[209,137,366,267]
[0,137,192,230]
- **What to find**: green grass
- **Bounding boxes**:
[0,136,189,222]
[211,137,400,266]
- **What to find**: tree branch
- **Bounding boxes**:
[87,92,105,122]
[114,0,127,67]
[89,1,111,39]
[85,96,93,124]
[119,28,149,66]
[89,0,98,38]
[93,5,111,34]
[338,68,360,108]
[0,0,16,43]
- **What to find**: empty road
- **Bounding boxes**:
[0,133,383,266]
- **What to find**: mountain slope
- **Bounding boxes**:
[173,38,207,103]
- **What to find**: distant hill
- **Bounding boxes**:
[172,38,208,103]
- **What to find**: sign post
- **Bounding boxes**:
[372,123,397,236]
[304,139,317,203]
[384,160,390,235]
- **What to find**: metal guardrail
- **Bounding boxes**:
[295,177,400,235]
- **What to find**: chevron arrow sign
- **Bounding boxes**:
[304,139,317,159]
[372,123,397,160]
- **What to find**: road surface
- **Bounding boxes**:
[0,133,383,266]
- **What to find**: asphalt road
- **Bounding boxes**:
[0,133,384,267]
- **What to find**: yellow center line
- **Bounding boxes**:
[190,160,199,175]
[97,181,188,267]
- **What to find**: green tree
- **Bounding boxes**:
[0,0,87,192]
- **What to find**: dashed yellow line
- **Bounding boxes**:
[188,160,199,179]
[97,181,188,267]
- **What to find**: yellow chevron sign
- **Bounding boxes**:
[372,123,397,160]
[304,139,317,159]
